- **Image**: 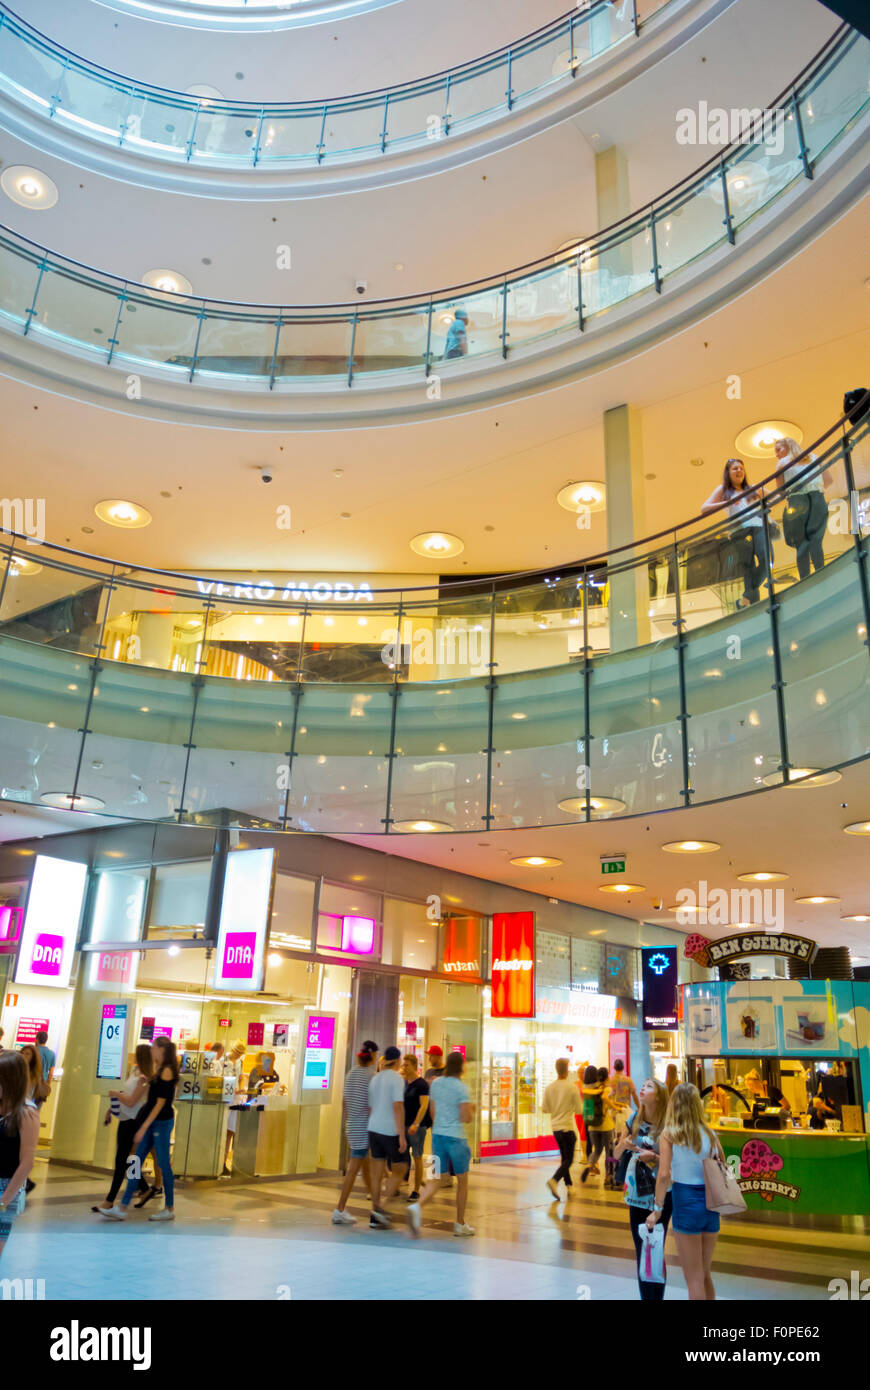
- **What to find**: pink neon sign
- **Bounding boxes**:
[340,915,376,955]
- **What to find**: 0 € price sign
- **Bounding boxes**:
[97,1003,129,1081]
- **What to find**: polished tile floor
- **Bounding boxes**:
[2,1152,867,1301]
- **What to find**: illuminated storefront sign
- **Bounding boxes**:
[212,849,274,992]
[684,932,818,969]
[195,578,376,603]
[491,912,535,1018]
[0,905,23,954]
[441,916,482,979]
[535,987,619,1027]
[15,856,87,990]
[642,945,679,1030]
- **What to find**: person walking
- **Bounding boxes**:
[611,1057,639,1142]
[408,1050,475,1238]
[665,1063,679,1096]
[366,1046,407,1229]
[92,1043,153,1216]
[400,1054,429,1202]
[542,1058,581,1199]
[424,1045,446,1083]
[443,308,468,359]
[35,1031,55,1090]
[18,1044,46,1194]
[332,1042,378,1226]
[646,1083,723,1300]
[581,1066,616,1186]
[101,1036,179,1224]
[614,1078,671,1300]
[0,1051,38,1257]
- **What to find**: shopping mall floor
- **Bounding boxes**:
[5,1154,867,1301]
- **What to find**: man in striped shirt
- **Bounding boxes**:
[332,1041,378,1226]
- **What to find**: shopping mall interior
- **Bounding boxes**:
[0,0,868,1318]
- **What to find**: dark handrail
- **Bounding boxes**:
[3,404,865,604]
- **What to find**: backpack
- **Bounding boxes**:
[584,1087,604,1128]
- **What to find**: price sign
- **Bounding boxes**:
[97,1004,129,1080]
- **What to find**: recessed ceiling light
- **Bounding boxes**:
[558,795,626,817]
[762,767,842,788]
[410,532,464,559]
[735,420,802,459]
[142,268,193,297]
[392,819,453,833]
[556,481,606,514]
[8,557,42,577]
[511,856,562,868]
[662,840,720,853]
[599,883,645,895]
[40,792,105,812]
[737,871,788,882]
[511,712,527,720]
[94,499,152,529]
[185,84,224,101]
[795,896,840,905]
[844,821,870,836]
[842,913,870,922]
[1,165,58,210]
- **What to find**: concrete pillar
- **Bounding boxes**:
[595,146,633,283]
[604,404,650,652]
[136,611,174,668]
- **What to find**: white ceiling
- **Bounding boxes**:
[0,196,866,575]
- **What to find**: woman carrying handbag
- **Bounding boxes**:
[646,1084,744,1300]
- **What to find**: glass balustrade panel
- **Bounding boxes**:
[271,315,353,381]
[297,603,401,683]
[0,549,113,656]
[447,56,509,133]
[320,99,389,161]
[587,630,683,815]
[193,105,261,163]
[112,293,200,373]
[654,172,730,280]
[351,307,430,376]
[181,675,296,826]
[192,313,280,380]
[27,264,119,354]
[505,261,579,350]
[399,593,492,684]
[582,222,654,320]
[284,683,393,832]
[124,92,197,158]
[432,286,504,365]
[0,638,92,811]
[490,665,586,828]
[389,678,489,832]
[0,240,45,329]
[725,107,803,233]
[258,109,324,163]
[509,24,573,106]
[102,582,216,674]
[493,578,584,677]
[55,67,125,142]
[383,84,447,150]
[800,33,870,164]
[0,25,64,109]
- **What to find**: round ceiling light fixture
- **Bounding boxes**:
[844,821,870,836]
[553,238,591,266]
[185,84,224,102]
[734,420,803,459]
[141,267,193,298]
[8,557,42,577]
[94,499,152,529]
[40,791,106,812]
[558,795,626,817]
[599,883,645,895]
[1,166,58,211]
[795,895,840,905]
[556,481,606,514]
[392,818,453,833]
[662,840,721,854]
[842,913,870,922]
[409,532,465,559]
[761,767,842,788]
[511,855,563,868]
[737,870,789,882]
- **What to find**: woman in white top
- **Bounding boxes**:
[702,458,769,607]
[646,1084,725,1300]
[773,436,832,581]
[92,1044,153,1214]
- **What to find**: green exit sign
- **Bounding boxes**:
[601,858,626,875]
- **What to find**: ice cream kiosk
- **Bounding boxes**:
[682,931,870,1220]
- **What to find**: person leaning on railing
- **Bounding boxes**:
[773,437,832,582]
[701,458,770,608]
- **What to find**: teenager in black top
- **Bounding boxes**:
[0,1050,39,1255]
[102,1037,179,1224]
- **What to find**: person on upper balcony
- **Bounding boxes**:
[443,308,468,360]
[772,436,832,582]
[701,458,769,608]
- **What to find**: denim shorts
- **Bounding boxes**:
[671,1181,720,1234]
[407,1127,426,1159]
[432,1133,471,1177]
[350,1146,368,1160]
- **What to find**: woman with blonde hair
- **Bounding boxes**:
[774,436,832,581]
[0,1050,39,1255]
[646,1083,724,1300]
[615,1078,671,1300]
[665,1063,679,1095]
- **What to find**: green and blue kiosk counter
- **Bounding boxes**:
[682,978,870,1219]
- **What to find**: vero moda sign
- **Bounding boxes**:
[491,911,535,1019]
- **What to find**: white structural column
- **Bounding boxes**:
[604,404,650,652]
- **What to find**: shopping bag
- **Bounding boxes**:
[703,1153,747,1215]
[638,1222,666,1284]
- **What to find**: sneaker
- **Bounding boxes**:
[580,1168,591,1184]
[100,1205,128,1221]
[148,1208,175,1222]
[369,1210,392,1229]
[332,1208,357,1226]
[546,1178,561,1200]
[454,1222,475,1237]
[406,1191,419,1203]
[407,1203,422,1238]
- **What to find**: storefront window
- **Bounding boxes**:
[396,973,482,1153]
[146,860,211,939]
[269,871,315,951]
[382,897,437,971]
[316,881,382,960]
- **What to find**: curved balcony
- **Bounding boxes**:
[0,25,866,421]
[0,0,681,174]
[0,412,868,835]
[92,0,405,30]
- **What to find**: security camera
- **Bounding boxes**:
[260,468,273,484]
[354,279,367,296]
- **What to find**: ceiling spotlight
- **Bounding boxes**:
[392,819,453,833]
[1,165,58,211]
[511,856,563,868]
[844,821,870,835]
[734,420,803,459]
[142,267,193,298]
[762,767,842,788]
[410,532,464,559]
[842,913,870,922]
[40,792,106,812]
[795,896,840,905]
[556,481,606,514]
[662,840,721,854]
[558,795,626,817]
[737,871,789,882]
[8,557,42,577]
[599,883,645,895]
[94,499,152,529]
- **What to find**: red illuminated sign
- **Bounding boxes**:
[441,916,482,980]
[491,912,535,1018]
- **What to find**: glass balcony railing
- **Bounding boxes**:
[0,26,865,390]
[0,410,867,833]
[0,1,668,168]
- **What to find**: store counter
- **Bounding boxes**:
[713,1125,870,1216]
[172,1098,226,1179]
[232,1097,320,1177]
